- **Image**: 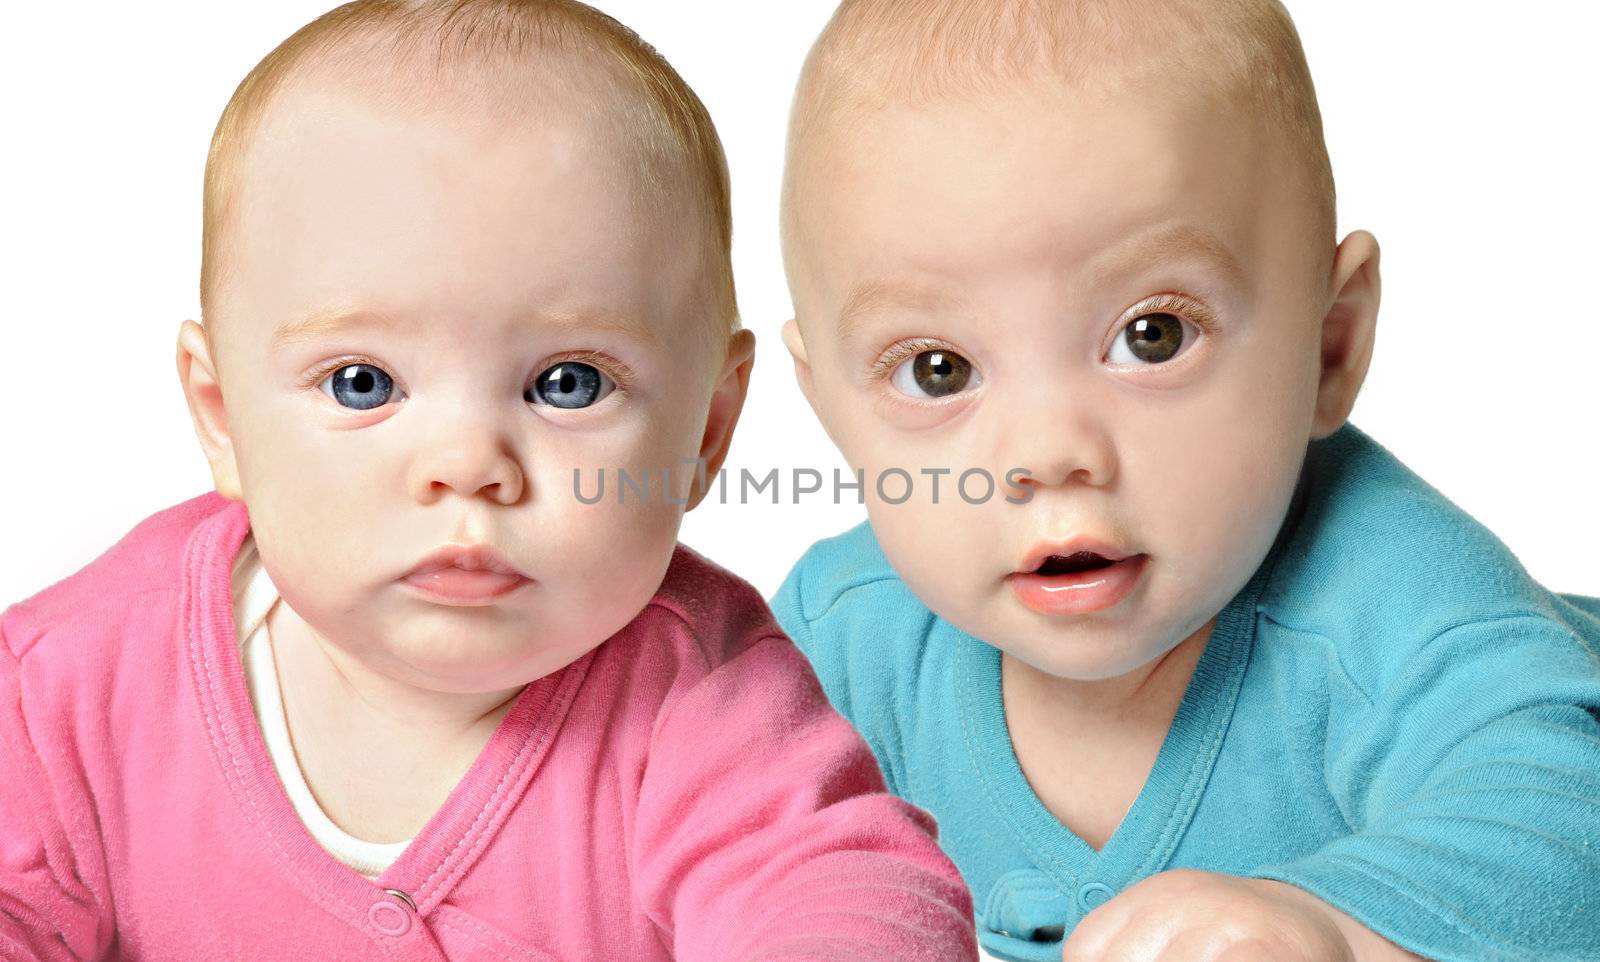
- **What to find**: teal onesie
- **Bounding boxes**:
[771,422,1600,962]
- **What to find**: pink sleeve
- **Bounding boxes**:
[631,631,977,961]
[0,612,111,961]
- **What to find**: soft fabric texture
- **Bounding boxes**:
[234,534,412,881]
[0,493,977,961]
[771,421,1600,962]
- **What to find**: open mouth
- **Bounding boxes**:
[1033,551,1118,576]
[1007,548,1148,616]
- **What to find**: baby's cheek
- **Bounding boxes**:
[868,496,996,625]
[244,488,356,590]
[551,497,682,621]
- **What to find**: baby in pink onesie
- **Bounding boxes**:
[0,1,975,959]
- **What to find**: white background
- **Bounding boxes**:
[1,1,1596,608]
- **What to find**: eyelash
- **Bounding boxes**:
[299,350,637,397]
[1131,292,1219,338]
[299,353,389,392]
[865,291,1220,380]
[538,350,636,395]
[867,337,955,382]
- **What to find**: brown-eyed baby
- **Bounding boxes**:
[771,2,1600,961]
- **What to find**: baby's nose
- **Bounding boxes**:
[408,435,525,506]
[1004,407,1118,493]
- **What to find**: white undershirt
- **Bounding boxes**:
[231,534,412,880]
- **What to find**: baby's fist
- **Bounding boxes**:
[1060,869,1354,962]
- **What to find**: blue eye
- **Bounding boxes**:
[319,363,396,410]
[527,362,614,409]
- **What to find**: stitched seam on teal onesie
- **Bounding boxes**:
[1133,611,1251,879]
[1302,852,1546,958]
[955,647,1080,887]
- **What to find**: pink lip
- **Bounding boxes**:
[1007,537,1147,617]
[401,545,532,607]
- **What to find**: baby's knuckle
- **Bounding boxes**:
[1217,934,1302,962]
[1144,867,1216,899]
[1059,941,1095,962]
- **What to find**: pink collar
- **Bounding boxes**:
[179,495,592,924]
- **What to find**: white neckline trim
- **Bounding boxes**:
[232,534,412,880]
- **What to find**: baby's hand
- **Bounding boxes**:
[1060,869,1423,962]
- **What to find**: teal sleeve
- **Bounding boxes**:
[1244,615,1600,962]
[1557,592,1600,623]
[770,561,817,664]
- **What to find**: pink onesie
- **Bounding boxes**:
[0,493,975,960]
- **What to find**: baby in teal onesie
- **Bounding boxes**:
[769,2,1600,961]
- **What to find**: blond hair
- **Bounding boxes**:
[201,0,737,333]
[783,0,1336,278]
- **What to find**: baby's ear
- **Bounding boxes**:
[686,328,756,512]
[175,320,243,501]
[780,318,822,418]
[1311,230,1381,441]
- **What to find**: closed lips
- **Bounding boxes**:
[400,545,533,606]
[405,546,526,578]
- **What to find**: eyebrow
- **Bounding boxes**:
[1093,224,1247,290]
[271,309,401,349]
[834,224,1246,338]
[836,280,964,342]
[270,306,660,349]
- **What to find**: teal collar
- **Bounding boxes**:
[950,464,1307,959]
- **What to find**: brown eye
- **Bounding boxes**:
[892,349,978,398]
[1110,312,1193,365]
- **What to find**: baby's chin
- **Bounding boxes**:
[972,598,1202,683]
[371,630,607,695]
[995,631,1182,683]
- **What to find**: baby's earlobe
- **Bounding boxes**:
[780,318,807,362]
[779,318,822,413]
[174,320,243,501]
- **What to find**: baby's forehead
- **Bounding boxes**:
[212,24,702,253]
[783,92,1331,339]
[262,39,654,162]
[229,70,688,274]
[200,2,739,356]
[804,82,1281,242]
[785,6,1335,312]
[217,57,696,287]
[785,0,1332,239]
